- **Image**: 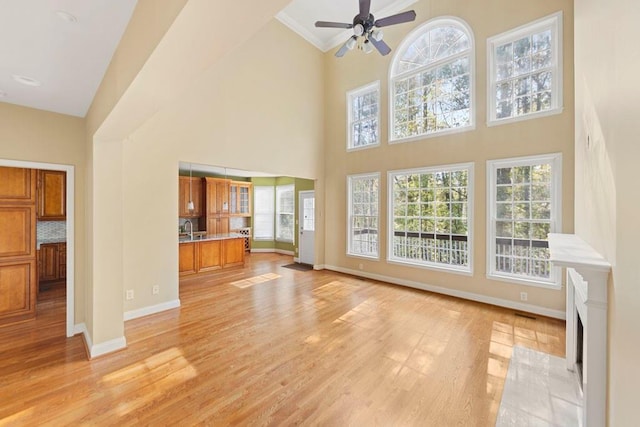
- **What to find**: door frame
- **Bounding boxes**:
[0,158,75,337]
[298,190,315,266]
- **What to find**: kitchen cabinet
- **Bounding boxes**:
[38,242,66,283]
[179,176,203,218]
[0,166,37,325]
[205,178,230,215]
[179,237,245,277]
[37,170,66,220]
[230,182,252,216]
[207,216,229,235]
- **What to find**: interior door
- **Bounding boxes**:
[298,191,315,265]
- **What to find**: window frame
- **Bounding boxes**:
[389,16,476,144]
[347,172,380,259]
[487,11,563,126]
[347,81,381,151]
[387,162,474,275]
[253,186,275,241]
[275,184,295,243]
[486,153,563,289]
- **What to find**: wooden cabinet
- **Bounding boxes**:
[179,238,244,277]
[38,242,66,283]
[205,178,230,216]
[0,166,37,325]
[230,182,252,216]
[37,170,66,220]
[207,216,229,235]
[179,176,203,218]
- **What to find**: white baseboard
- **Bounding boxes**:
[313,264,325,271]
[73,322,127,358]
[124,299,181,321]
[250,248,295,256]
[293,257,300,262]
[324,265,566,320]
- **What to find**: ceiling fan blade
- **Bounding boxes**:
[369,37,392,56]
[359,0,371,19]
[315,21,353,29]
[374,10,417,28]
[335,38,353,57]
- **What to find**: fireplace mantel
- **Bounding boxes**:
[548,233,611,427]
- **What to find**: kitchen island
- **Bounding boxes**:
[179,233,245,276]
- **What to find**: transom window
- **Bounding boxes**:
[347,81,380,150]
[390,18,474,142]
[388,164,473,274]
[347,173,379,258]
[487,153,562,288]
[488,12,562,125]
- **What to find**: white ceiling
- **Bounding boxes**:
[0,0,137,117]
[277,0,418,52]
[179,162,279,178]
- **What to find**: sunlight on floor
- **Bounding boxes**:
[230,273,281,288]
[99,347,198,417]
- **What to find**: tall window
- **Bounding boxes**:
[347,173,379,258]
[388,164,473,273]
[347,81,380,150]
[487,153,562,287]
[276,184,294,242]
[488,12,562,125]
[390,18,474,142]
[253,186,274,240]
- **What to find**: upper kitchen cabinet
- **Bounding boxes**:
[37,170,66,220]
[179,176,203,218]
[230,182,252,216]
[205,178,230,216]
[0,166,36,205]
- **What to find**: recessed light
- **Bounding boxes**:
[55,10,78,23]
[12,75,41,87]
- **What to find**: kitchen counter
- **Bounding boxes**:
[178,233,245,244]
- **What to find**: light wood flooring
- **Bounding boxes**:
[0,253,565,425]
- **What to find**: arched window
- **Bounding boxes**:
[390,17,474,142]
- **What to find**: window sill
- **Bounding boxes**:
[347,252,379,261]
[347,142,380,152]
[389,124,475,145]
[487,106,563,127]
[487,272,562,290]
[387,258,472,276]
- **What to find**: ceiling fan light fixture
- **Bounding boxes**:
[372,29,384,42]
[354,23,365,37]
[346,37,357,50]
[363,40,373,54]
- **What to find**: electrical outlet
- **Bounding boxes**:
[520,292,528,302]
[126,290,134,300]
[152,285,159,295]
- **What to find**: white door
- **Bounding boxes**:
[298,190,315,265]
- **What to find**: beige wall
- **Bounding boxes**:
[0,103,86,323]
[323,0,574,313]
[120,19,324,313]
[574,0,640,424]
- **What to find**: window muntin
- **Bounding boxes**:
[488,12,562,124]
[253,186,274,240]
[390,18,474,142]
[276,184,295,242]
[487,154,562,287]
[347,173,380,258]
[388,164,473,273]
[347,82,380,150]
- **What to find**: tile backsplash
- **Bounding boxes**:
[37,221,66,240]
[179,217,201,232]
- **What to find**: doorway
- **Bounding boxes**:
[0,159,74,337]
[298,190,315,266]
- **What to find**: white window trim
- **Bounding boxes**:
[388,16,476,144]
[387,162,474,275]
[253,186,275,241]
[347,172,380,260]
[487,11,563,127]
[276,184,295,243]
[347,81,381,151]
[486,153,563,289]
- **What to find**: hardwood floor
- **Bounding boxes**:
[0,253,565,425]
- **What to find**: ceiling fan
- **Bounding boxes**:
[315,0,417,57]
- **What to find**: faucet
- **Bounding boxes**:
[184,219,193,240]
